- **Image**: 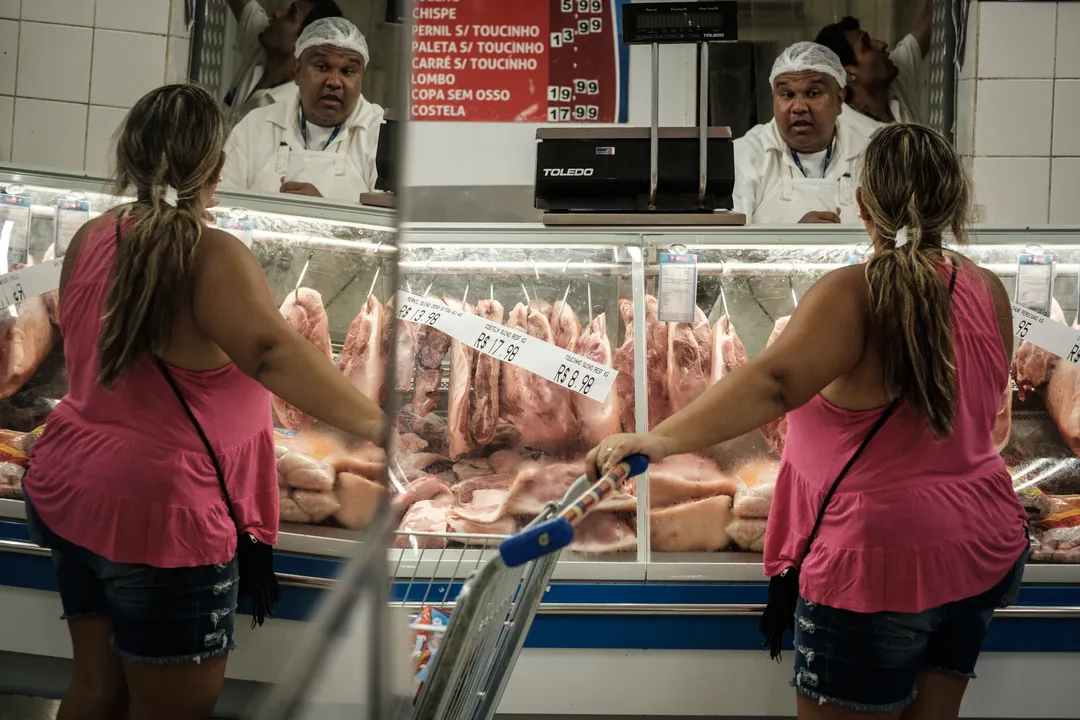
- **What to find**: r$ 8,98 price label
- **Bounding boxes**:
[394,290,617,403]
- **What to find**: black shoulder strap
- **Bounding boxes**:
[799,260,960,562]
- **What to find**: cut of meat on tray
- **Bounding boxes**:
[391,475,453,513]
[392,300,422,392]
[651,494,733,551]
[489,449,525,475]
[612,299,637,432]
[447,484,517,537]
[280,487,312,524]
[711,315,747,384]
[392,475,453,548]
[992,385,1012,454]
[506,460,636,516]
[0,289,58,400]
[643,295,670,429]
[472,299,505,446]
[574,313,623,446]
[499,303,579,451]
[335,471,385,529]
[452,458,493,483]
[277,451,335,491]
[550,298,582,353]
[293,489,341,523]
[568,512,637,554]
[443,295,475,461]
[759,315,791,455]
[726,517,766,552]
[667,306,712,414]
[339,295,386,405]
[643,454,740,508]
[412,317,452,417]
[1045,316,1080,458]
[1013,298,1065,403]
[273,288,332,430]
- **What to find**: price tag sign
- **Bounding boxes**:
[0,194,32,268]
[1015,251,1054,315]
[394,290,617,402]
[218,217,254,249]
[55,199,90,256]
[657,252,698,323]
[0,257,63,307]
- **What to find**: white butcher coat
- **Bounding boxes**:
[222,1,288,128]
[838,34,926,138]
[732,117,872,224]
[221,86,385,203]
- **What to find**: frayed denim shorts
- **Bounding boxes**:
[792,546,1027,714]
[25,496,239,666]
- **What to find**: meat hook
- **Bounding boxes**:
[584,259,594,324]
[719,261,730,319]
[518,277,531,307]
[789,274,799,309]
[364,266,382,301]
[291,251,313,302]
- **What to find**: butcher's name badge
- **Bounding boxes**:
[393,290,616,403]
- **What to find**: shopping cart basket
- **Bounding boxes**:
[408,453,649,720]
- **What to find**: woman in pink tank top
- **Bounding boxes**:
[588,124,1028,719]
[22,85,385,719]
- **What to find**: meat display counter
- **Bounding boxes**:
[388,223,1080,586]
[0,166,398,556]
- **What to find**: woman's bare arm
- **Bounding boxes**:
[979,266,1015,363]
[649,265,870,456]
[190,228,385,444]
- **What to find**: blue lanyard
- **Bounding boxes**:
[299,113,342,151]
[790,140,834,178]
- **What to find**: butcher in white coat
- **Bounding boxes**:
[733,42,871,225]
[221,17,385,203]
[815,1,932,138]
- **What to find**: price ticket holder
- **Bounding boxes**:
[538,1,743,227]
[1015,245,1054,316]
[0,185,32,271]
[55,193,90,257]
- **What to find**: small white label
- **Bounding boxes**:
[0,195,32,269]
[657,252,698,323]
[0,258,63,306]
[1015,252,1053,315]
[1012,302,1080,364]
[394,290,616,402]
[218,217,254,249]
[55,199,90,256]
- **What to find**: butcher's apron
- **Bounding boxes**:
[251,122,371,202]
[755,147,859,224]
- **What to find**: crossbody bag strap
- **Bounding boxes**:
[154,358,239,526]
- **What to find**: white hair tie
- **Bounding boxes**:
[162,186,179,207]
[894,227,909,248]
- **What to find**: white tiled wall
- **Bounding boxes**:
[0,0,192,175]
[957,1,1080,226]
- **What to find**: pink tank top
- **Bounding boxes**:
[25,214,278,568]
[764,263,1028,614]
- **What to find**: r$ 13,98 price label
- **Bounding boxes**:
[394,290,617,403]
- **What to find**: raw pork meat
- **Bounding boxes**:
[0,290,58,399]
[651,495,733,551]
[505,460,636,516]
[447,485,517,536]
[711,315,747,384]
[992,386,1012,454]
[293,489,341,523]
[412,317,452,416]
[1045,316,1080,457]
[335,471,385,529]
[499,303,578,451]
[574,313,623,446]
[453,458,494,483]
[568,512,636,554]
[550,298,581,353]
[273,288,332,430]
[472,299,505,445]
[280,487,312,524]
[611,296,669,431]
[759,316,791,455]
[391,300,422,392]
[612,299,637,432]
[339,295,386,404]
[392,476,454,548]
[733,483,775,519]
[667,306,712,413]
[726,517,766,552]
[644,454,740,508]
[40,247,60,327]
[443,296,475,461]
[1013,298,1065,402]
[277,452,335,491]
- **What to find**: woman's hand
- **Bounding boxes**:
[585,433,672,482]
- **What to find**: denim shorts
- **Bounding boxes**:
[25,497,239,666]
[792,546,1027,713]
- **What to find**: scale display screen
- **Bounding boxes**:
[622,2,738,44]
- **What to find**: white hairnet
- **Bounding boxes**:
[769,41,846,89]
[295,17,370,64]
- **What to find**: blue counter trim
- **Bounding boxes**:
[3,521,1079,652]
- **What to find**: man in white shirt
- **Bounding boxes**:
[223,0,343,127]
[814,1,932,137]
[221,17,385,202]
[733,42,872,225]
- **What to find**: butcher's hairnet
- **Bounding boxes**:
[295,17,370,64]
[769,42,846,89]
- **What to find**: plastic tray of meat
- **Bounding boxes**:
[405,454,649,720]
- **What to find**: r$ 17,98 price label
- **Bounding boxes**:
[394,290,616,403]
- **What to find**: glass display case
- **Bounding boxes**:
[0,166,397,557]
[388,223,1080,585]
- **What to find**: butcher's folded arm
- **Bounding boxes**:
[191,228,386,444]
[650,265,868,456]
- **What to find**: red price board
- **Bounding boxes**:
[410,0,630,123]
